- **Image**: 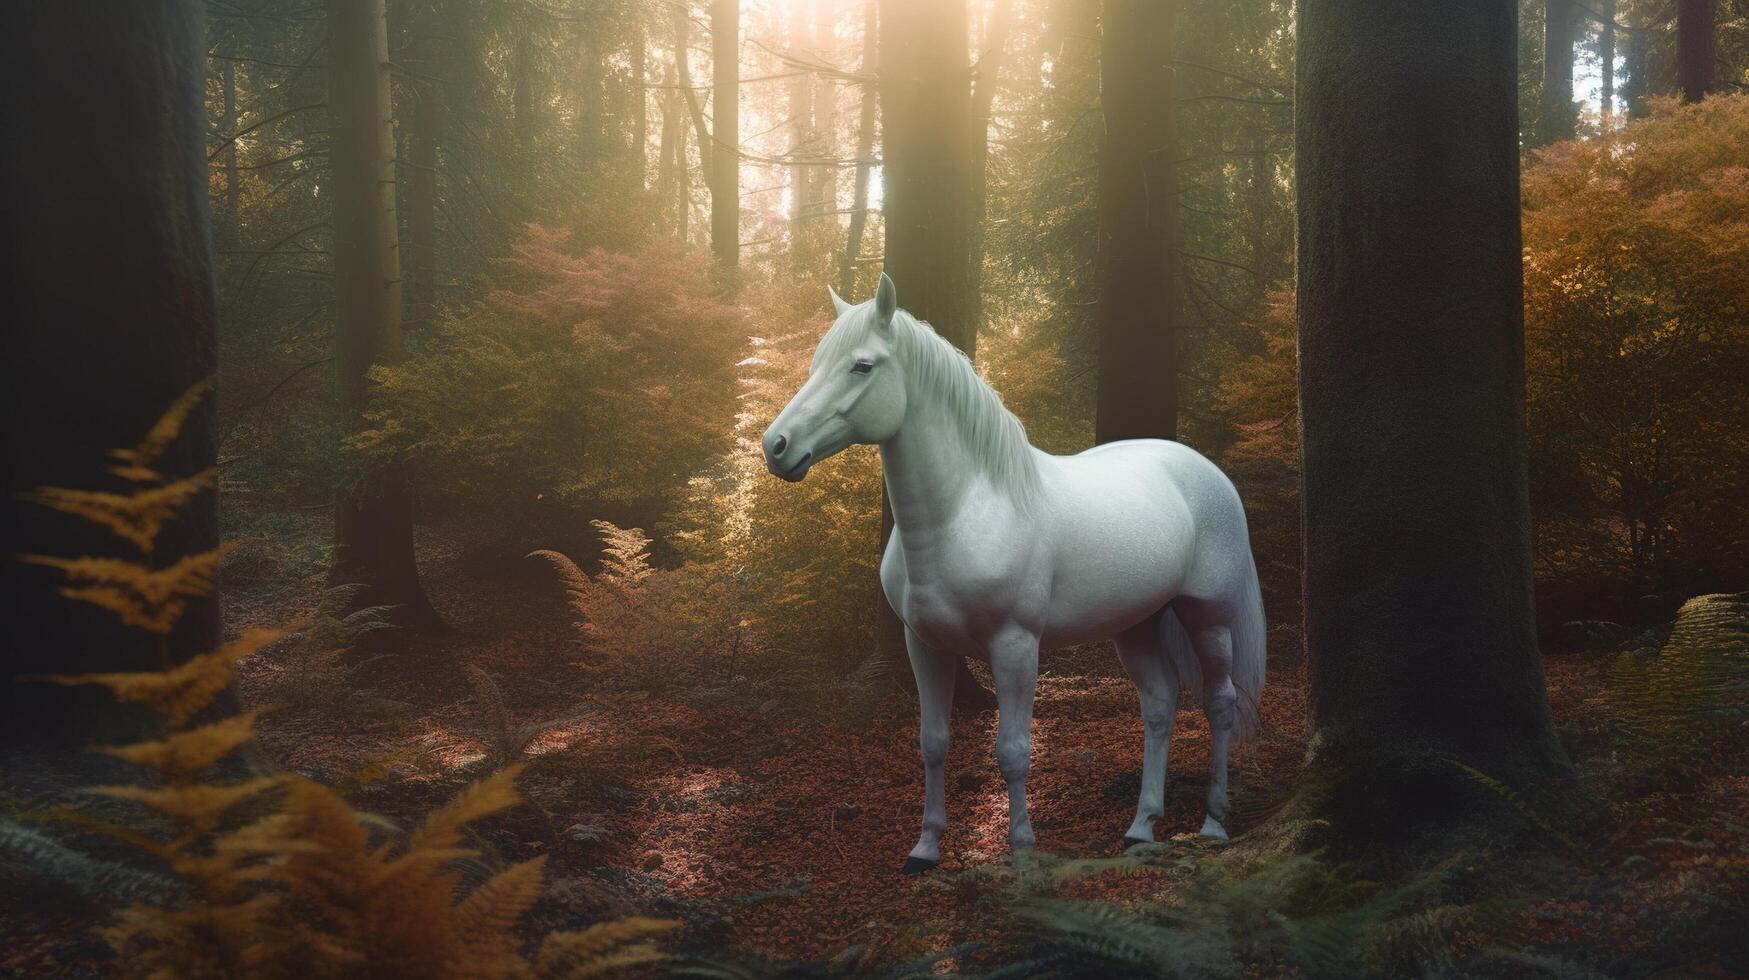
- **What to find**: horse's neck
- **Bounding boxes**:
[879,386,982,543]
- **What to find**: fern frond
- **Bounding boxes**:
[20,547,228,634]
[100,711,260,780]
[536,917,679,978]
[456,856,548,946]
[107,378,213,483]
[402,764,525,858]
[90,777,278,834]
[30,627,283,725]
[0,818,179,904]
[23,471,216,553]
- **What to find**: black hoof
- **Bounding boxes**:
[901,856,938,875]
[1123,836,1153,849]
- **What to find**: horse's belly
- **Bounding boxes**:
[1037,459,1194,647]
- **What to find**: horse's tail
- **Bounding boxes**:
[1228,549,1267,743]
[1161,549,1267,744]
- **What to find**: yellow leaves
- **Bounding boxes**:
[31,627,284,726]
[22,470,216,553]
[536,917,680,979]
[99,711,261,780]
[20,547,228,634]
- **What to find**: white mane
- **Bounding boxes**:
[814,303,1042,507]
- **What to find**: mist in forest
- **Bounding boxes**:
[3,1,1747,976]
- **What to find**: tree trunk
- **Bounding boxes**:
[629,6,647,187]
[2,3,220,745]
[579,26,604,178]
[876,0,993,712]
[812,1,841,236]
[674,3,698,242]
[1294,0,1572,851]
[788,11,815,241]
[880,0,975,355]
[1094,0,1182,444]
[1677,0,1714,102]
[1622,7,1652,117]
[711,0,739,274]
[328,0,437,625]
[841,0,879,296]
[1537,0,1576,145]
[401,1,440,333]
[966,0,1015,335]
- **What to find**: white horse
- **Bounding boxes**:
[762,274,1266,873]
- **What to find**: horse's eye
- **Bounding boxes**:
[851,359,874,375]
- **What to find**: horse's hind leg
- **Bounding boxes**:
[1115,615,1180,846]
[1185,617,1237,840]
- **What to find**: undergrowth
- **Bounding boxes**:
[9,383,677,979]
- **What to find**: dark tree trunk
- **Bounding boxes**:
[1622,7,1653,117]
[401,1,441,333]
[1537,0,1576,145]
[2,3,219,745]
[841,0,879,296]
[1294,0,1572,850]
[1677,0,1715,102]
[328,0,437,625]
[880,0,975,355]
[875,0,993,712]
[711,0,739,274]
[966,0,1014,335]
[1094,0,1182,444]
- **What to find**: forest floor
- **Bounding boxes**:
[5,512,1747,977]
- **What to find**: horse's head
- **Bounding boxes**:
[762,273,908,482]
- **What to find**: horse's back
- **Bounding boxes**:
[1033,439,1253,645]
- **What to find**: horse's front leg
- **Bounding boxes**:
[903,626,956,874]
[989,629,1041,853]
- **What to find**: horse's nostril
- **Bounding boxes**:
[772,434,788,457]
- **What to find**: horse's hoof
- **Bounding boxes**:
[1199,815,1229,840]
[1123,836,1153,850]
[901,856,938,875]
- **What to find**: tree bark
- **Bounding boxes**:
[841,0,879,296]
[1677,0,1715,102]
[1094,0,1182,444]
[1537,0,1576,145]
[328,0,437,624]
[1294,0,1572,851]
[711,0,739,274]
[2,3,220,745]
[788,10,816,239]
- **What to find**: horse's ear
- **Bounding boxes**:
[875,272,897,328]
[828,285,852,317]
